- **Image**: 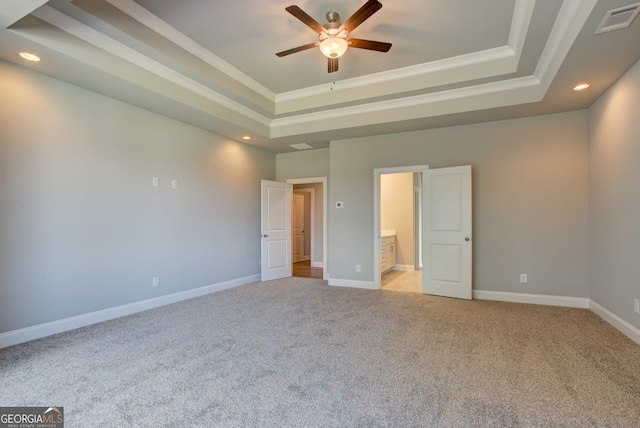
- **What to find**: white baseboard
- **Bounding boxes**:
[589,300,640,346]
[468,291,639,346]
[329,278,377,290]
[393,265,415,272]
[473,290,589,308]
[6,279,637,351]
[0,274,260,349]
[311,261,324,268]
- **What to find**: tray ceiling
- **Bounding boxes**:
[1,0,640,152]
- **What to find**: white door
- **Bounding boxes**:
[261,180,292,281]
[292,193,304,263]
[423,165,472,299]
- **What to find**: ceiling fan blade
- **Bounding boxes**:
[328,58,339,73]
[341,0,382,33]
[276,43,318,57]
[348,38,392,52]
[285,5,325,34]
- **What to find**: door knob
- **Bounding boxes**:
[262,234,269,238]
[465,236,471,242]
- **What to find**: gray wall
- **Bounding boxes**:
[276,148,329,181]
[589,59,640,330]
[327,111,590,296]
[5,50,638,338]
[276,149,329,267]
[0,61,275,333]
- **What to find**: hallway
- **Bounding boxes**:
[292,260,323,279]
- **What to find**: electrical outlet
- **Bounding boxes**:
[634,299,639,314]
[171,179,178,189]
[356,264,361,273]
[519,273,528,284]
[152,277,159,288]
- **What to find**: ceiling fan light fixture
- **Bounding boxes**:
[320,37,348,58]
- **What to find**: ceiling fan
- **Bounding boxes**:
[276,0,392,73]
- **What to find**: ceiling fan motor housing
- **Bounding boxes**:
[320,11,348,46]
[326,11,340,24]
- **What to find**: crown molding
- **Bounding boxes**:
[105,0,276,103]
[270,0,597,138]
[275,0,537,114]
[271,76,541,137]
[508,0,536,57]
[30,6,271,128]
[275,46,519,115]
[10,0,598,143]
[534,0,598,92]
[0,0,47,28]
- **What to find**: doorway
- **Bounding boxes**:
[292,192,305,264]
[287,177,327,280]
[373,165,473,299]
[378,171,423,293]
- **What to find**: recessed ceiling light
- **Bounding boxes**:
[242,136,251,140]
[573,83,590,91]
[19,52,40,62]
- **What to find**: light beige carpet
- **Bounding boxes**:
[1,277,639,427]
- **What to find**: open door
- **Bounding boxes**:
[423,165,472,299]
[261,180,292,281]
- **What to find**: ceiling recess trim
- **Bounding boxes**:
[275,46,518,115]
[271,76,542,138]
[0,0,48,28]
[271,1,599,138]
[6,0,606,144]
[534,0,598,93]
[508,0,536,56]
[276,0,537,114]
[105,0,276,102]
[30,5,271,127]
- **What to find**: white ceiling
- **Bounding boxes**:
[1,0,640,153]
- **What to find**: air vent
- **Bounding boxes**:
[289,143,314,150]
[595,3,640,34]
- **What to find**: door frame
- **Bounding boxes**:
[414,175,423,270]
[287,177,328,280]
[374,165,429,290]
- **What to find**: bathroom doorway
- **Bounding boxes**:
[378,170,423,293]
